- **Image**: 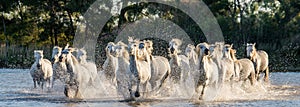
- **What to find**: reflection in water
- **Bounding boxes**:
[0,69,299,106]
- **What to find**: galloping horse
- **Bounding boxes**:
[30,50,53,89]
[51,46,68,87]
[127,37,151,98]
[246,43,269,82]
[168,39,190,84]
[59,48,93,99]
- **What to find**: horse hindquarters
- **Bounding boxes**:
[257,51,269,82]
[149,56,170,89]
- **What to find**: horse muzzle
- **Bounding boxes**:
[170,47,175,54]
[204,48,209,55]
[37,64,41,69]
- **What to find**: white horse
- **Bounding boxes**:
[127,37,151,98]
[76,48,98,85]
[51,46,69,87]
[102,42,118,85]
[230,49,256,85]
[246,43,269,82]
[114,41,131,99]
[168,39,190,84]
[59,48,93,99]
[196,47,218,100]
[194,43,208,89]
[209,42,235,84]
[142,40,171,91]
[185,44,199,85]
[30,50,53,89]
[220,44,235,83]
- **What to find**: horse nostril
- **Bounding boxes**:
[59,56,63,62]
[170,48,175,53]
[51,58,54,62]
[204,48,209,55]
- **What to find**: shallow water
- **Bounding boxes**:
[0,69,299,107]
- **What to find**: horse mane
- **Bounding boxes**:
[171,38,182,46]
[71,55,79,65]
[229,49,238,61]
[247,43,258,60]
[117,41,130,60]
[196,42,208,56]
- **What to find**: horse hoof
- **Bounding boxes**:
[198,96,203,100]
[64,87,68,97]
[135,92,140,97]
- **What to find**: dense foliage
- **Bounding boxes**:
[0,0,299,71]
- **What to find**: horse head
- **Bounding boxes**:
[185,44,196,58]
[137,41,151,61]
[196,42,209,57]
[246,43,256,59]
[59,48,76,64]
[106,42,116,57]
[223,44,233,59]
[168,38,182,55]
[229,49,238,61]
[34,50,44,69]
[115,41,129,59]
[76,48,87,63]
[128,37,139,56]
[144,40,154,55]
[208,42,224,59]
[51,46,62,63]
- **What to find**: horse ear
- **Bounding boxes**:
[128,36,133,42]
[64,43,70,49]
[69,48,76,53]
[253,43,256,47]
[230,44,233,48]
[195,44,200,54]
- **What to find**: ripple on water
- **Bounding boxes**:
[0,69,299,106]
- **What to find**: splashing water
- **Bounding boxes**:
[0,69,300,106]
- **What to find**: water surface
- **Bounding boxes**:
[0,69,299,106]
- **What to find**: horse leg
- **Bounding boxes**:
[135,78,141,97]
[143,82,148,97]
[41,81,44,90]
[199,84,206,100]
[264,67,270,83]
[255,62,261,81]
[249,71,256,85]
[33,79,37,88]
[75,84,82,99]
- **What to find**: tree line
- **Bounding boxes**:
[0,0,299,71]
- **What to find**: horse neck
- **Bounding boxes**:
[251,48,258,61]
[66,55,79,72]
[223,51,233,61]
[122,51,130,61]
[191,51,198,64]
[170,53,180,65]
[107,52,114,59]
[35,57,43,65]
[230,51,238,61]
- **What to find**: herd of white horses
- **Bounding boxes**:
[29,37,270,100]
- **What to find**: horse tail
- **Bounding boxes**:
[159,68,170,89]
